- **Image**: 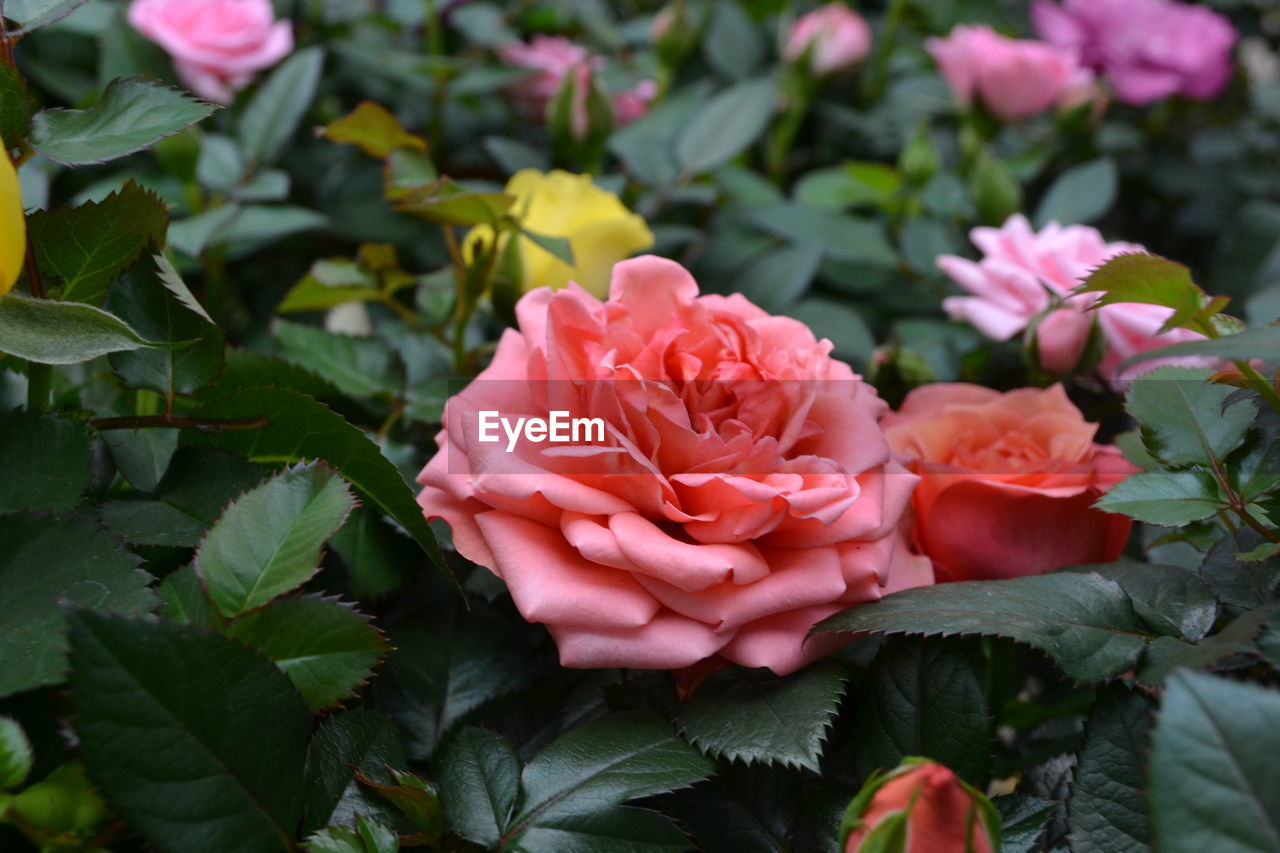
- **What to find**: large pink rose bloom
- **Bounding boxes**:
[783,4,873,76]
[128,0,293,104]
[1034,0,1236,105]
[926,25,1092,122]
[417,257,930,676]
[499,36,600,118]
[938,214,1207,387]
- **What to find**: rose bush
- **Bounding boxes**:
[417,256,931,674]
[884,383,1135,581]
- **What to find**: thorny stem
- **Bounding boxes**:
[91,414,270,432]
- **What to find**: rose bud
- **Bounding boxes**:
[783,3,873,77]
[652,1,699,69]
[883,383,1137,582]
[548,62,615,149]
[840,758,1000,853]
[0,140,24,296]
[128,0,293,104]
[499,35,600,120]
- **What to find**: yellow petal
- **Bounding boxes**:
[0,142,24,296]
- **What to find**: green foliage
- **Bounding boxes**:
[238,47,324,166]
[0,716,33,790]
[0,291,170,364]
[676,77,776,176]
[1034,158,1117,227]
[302,710,407,832]
[0,412,92,512]
[1066,685,1154,853]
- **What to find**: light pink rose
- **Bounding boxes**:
[925,25,1093,121]
[612,79,657,126]
[938,214,1208,387]
[1034,0,1236,105]
[128,0,293,104]
[417,256,930,675]
[783,4,873,76]
[499,36,601,119]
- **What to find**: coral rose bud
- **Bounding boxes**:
[784,4,872,77]
[841,759,1000,853]
[128,0,293,104]
[0,141,24,297]
[884,383,1137,582]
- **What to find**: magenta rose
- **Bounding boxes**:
[416,257,930,675]
[128,0,293,104]
[1034,0,1236,105]
[926,25,1092,122]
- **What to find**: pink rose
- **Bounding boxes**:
[783,4,873,76]
[612,79,657,126]
[499,36,600,119]
[925,25,1093,121]
[416,256,930,675]
[128,0,293,104]
[1034,0,1236,105]
[937,214,1207,387]
[883,384,1137,582]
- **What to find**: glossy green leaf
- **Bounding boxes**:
[302,709,406,832]
[1094,470,1222,525]
[0,716,33,790]
[354,769,443,840]
[1066,685,1154,853]
[996,795,1057,853]
[817,573,1151,684]
[68,611,311,853]
[0,515,156,698]
[239,47,324,166]
[101,426,179,493]
[196,462,356,617]
[1200,529,1280,611]
[274,319,401,399]
[330,507,417,600]
[440,726,522,848]
[0,412,92,512]
[30,77,216,165]
[1066,562,1218,641]
[1127,367,1256,467]
[0,291,170,365]
[157,564,221,629]
[1136,605,1276,686]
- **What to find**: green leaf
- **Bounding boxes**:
[0,716,33,790]
[167,204,242,257]
[1136,605,1276,686]
[702,0,764,80]
[0,291,171,365]
[68,610,312,853]
[102,427,179,493]
[108,254,225,397]
[1127,367,1256,467]
[520,228,575,267]
[3,0,89,35]
[1121,324,1280,366]
[279,259,381,313]
[0,64,30,141]
[1094,470,1223,525]
[396,178,514,227]
[0,515,156,698]
[1066,685,1154,853]
[227,594,388,710]
[303,826,366,853]
[996,795,1057,853]
[655,764,802,853]
[1200,530,1280,611]
[29,181,168,306]
[239,47,324,166]
[969,148,1022,225]
[1034,158,1117,227]
[182,386,451,585]
[789,297,875,364]
[731,242,822,313]
[0,412,92,513]
[742,203,897,267]
[512,806,693,853]
[675,77,776,176]
[157,564,221,629]
[1078,254,1219,332]
[1147,671,1280,853]
[354,769,443,840]
[321,101,427,159]
[794,163,902,210]
[850,639,991,784]
[302,709,406,832]
[440,727,522,848]
[196,462,356,617]
[1066,562,1218,641]
[330,507,417,600]
[274,319,401,399]
[30,77,216,165]
[505,713,715,847]
[672,664,847,772]
[7,761,108,837]
[816,573,1151,684]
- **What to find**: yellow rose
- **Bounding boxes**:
[1,141,24,297]
[466,169,653,297]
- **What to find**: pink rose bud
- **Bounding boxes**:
[652,2,699,68]
[1034,0,1237,105]
[548,62,614,146]
[925,25,1092,122]
[499,36,601,120]
[841,759,1001,853]
[1032,305,1094,374]
[612,80,657,126]
[937,215,1208,388]
[784,3,872,76]
[128,0,293,104]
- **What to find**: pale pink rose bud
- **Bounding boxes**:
[128,0,293,104]
[925,25,1091,122]
[784,4,872,76]
[1033,305,1093,373]
[612,80,657,126]
[499,35,601,120]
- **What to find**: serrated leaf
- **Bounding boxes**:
[0,412,92,512]
[0,291,171,365]
[1200,529,1280,611]
[1127,367,1256,467]
[656,764,801,853]
[157,564,221,629]
[239,47,323,166]
[29,181,168,306]
[274,319,401,399]
[321,101,427,159]
[816,573,1152,684]
[1136,605,1276,686]
[30,77,216,165]
[1147,671,1280,853]
[506,712,714,846]
[302,709,406,832]
[0,716,33,789]
[303,826,366,853]
[851,639,990,784]
[0,515,156,698]
[672,664,847,771]
[7,760,108,836]
[1078,254,1210,333]
[512,806,692,853]
[3,0,89,34]
[354,768,443,840]
[182,386,452,587]
[227,595,388,710]
[1066,562,1218,641]
[196,463,356,617]
[1094,470,1222,525]
[1066,685,1154,853]
[996,795,1056,853]
[67,610,311,853]
[440,727,522,847]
